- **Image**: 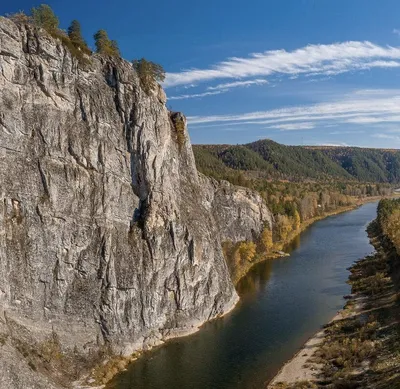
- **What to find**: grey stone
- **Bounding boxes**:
[0,17,272,388]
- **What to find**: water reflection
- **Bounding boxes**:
[237,260,273,297]
[109,202,378,389]
[286,233,301,252]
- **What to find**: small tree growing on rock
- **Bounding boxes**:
[110,40,120,56]
[132,58,165,95]
[31,4,59,33]
[94,29,120,57]
[68,20,90,54]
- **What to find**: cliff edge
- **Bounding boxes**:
[0,16,272,388]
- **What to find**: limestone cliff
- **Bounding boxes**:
[0,17,272,388]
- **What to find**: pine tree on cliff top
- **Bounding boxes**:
[68,20,90,53]
[94,29,119,57]
[132,58,166,95]
[31,4,59,33]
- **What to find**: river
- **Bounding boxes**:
[109,202,378,389]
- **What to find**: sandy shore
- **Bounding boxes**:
[267,330,325,386]
[267,299,363,388]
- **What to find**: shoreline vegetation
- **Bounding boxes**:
[3,8,400,389]
[267,198,400,389]
[89,196,393,388]
[231,195,392,286]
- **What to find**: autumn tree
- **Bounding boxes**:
[299,194,317,221]
[259,226,274,252]
[31,4,59,33]
[238,242,257,262]
[293,210,301,230]
[383,208,400,252]
[132,58,165,95]
[94,30,119,57]
[276,214,292,241]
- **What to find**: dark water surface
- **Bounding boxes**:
[111,202,378,389]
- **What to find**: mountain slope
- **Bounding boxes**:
[309,146,400,183]
[193,140,400,183]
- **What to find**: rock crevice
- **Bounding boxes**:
[0,17,272,388]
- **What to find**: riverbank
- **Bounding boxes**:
[267,296,365,388]
[101,200,381,389]
[267,205,400,389]
[234,195,388,286]
[89,197,393,388]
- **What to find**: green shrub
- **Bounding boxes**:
[94,29,120,57]
[170,112,186,150]
[132,58,165,95]
[7,11,32,24]
[67,20,91,55]
[31,4,59,33]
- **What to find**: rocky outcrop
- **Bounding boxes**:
[0,17,272,388]
[201,176,273,243]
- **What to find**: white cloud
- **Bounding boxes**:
[268,122,315,131]
[207,79,268,91]
[352,89,400,96]
[373,133,400,142]
[393,29,400,37]
[317,142,350,147]
[168,79,268,100]
[168,90,226,100]
[184,89,400,140]
[329,130,364,135]
[183,84,198,89]
[164,41,400,88]
[345,115,400,124]
[187,90,400,126]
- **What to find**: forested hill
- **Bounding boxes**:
[193,140,400,183]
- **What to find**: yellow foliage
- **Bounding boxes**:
[260,227,273,252]
[276,214,292,241]
[293,210,301,230]
[384,209,400,251]
[238,241,257,262]
[233,246,242,267]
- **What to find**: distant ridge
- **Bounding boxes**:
[193,139,400,183]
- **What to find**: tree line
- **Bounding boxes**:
[7,4,165,94]
[194,140,400,184]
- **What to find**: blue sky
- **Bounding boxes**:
[3,1,400,147]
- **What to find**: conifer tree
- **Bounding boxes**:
[94,30,119,57]
[68,20,84,47]
[132,58,166,94]
[31,4,59,33]
[110,40,120,56]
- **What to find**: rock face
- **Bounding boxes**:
[0,17,272,388]
[201,177,273,243]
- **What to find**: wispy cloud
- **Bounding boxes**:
[207,79,268,91]
[393,29,400,37]
[268,122,315,130]
[345,115,400,124]
[317,142,350,147]
[188,90,400,126]
[373,133,400,140]
[168,79,268,100]
[168,90,226,100]
[329,130,365,135]
[185,89,400,142]
[164,41,400,88]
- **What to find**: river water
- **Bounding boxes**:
[109,202,378,389]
